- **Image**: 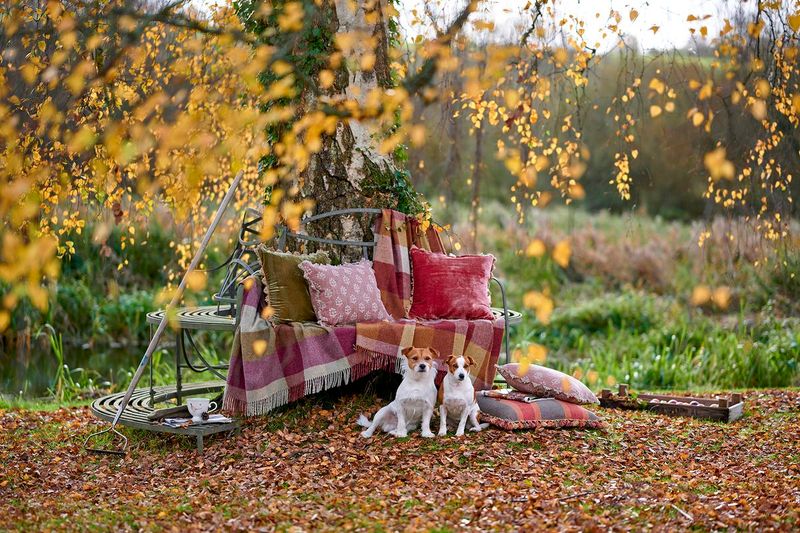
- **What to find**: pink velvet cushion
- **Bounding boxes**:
[299,259,392,326]
[497,363,600,405]
[408,247,495,320]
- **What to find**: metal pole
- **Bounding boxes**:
[85,170,244,454]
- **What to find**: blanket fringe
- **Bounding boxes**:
[224,349,401,417]
[351,349,398,381]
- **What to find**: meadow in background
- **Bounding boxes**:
[3,201,797,402]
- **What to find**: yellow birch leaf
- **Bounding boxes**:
[526,343,548,364]
[751,99,767,120]
[252,339,268,356]
[690,285,712,306]
[319,69,334,89]
[525,239,546,258]
[789,13,800,32]
[712,286,731,310]
[552,240,571,268]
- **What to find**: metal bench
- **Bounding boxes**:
[149,207,522,404]
[94,208,522,452]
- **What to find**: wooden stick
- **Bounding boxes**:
[670,503,694,521]
[558,489,601,502]
[106,171,244,430]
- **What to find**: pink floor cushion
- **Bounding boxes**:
[477,396,605,430]
[408,246,495,320]
[299,259,392,326]
[498,363,600,405]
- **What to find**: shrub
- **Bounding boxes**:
[547,292,665,335]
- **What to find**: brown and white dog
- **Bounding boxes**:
[437,355,487,436]
[358,347,438,438]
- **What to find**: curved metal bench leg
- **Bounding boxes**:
[175,330,183,405]
[491,277,512,365]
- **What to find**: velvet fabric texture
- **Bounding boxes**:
[256,247,330,323]
[408,247,495,320]
[497,363,600,405]
[299,259,392,326]
[477,396,604,430]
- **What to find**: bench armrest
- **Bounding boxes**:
[234,283,245,331]
[490,276,511,365]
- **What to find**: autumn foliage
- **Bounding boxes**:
[2,389,799,529]
[1,0,799,329]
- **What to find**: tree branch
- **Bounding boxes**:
[402,0,478,96]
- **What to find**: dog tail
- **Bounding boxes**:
[356,414,371,428]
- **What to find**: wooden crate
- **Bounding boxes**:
[599,384,744,423]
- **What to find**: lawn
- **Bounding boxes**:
[2,388,799,531]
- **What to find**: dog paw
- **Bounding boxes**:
[455,431,465,437]
[437,430,447,437]
[390,430,407,438]
[360,431,372,439]
[421,431,435,438]
[469,426,482,432]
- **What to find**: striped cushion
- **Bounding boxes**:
[477,396,605,430]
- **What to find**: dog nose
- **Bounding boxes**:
[418,363,427,371]
[458,373,466,380]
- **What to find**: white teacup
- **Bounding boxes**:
[186,398,217,423]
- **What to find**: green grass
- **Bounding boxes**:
[490,206,800,391]
[511,291,800,390]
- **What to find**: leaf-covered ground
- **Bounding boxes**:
[2,389,799,531]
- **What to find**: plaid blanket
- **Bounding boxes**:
[372,208,445,319]
[479,389,538,403]
[223,276,396,415]
[355,318,504,391]
[223,209,504,415]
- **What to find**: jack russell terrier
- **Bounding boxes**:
[438,355,487,437]
[358,346,438,438]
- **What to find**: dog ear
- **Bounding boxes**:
[465,356,477,367]
[401,346,414,358]
[446,355,457,366]
[428,347,440,359]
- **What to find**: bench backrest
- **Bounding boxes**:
[211,207,512,364]
[212,207,383,315]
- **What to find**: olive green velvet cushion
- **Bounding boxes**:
[256,246,330,323]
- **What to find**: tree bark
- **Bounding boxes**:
[469,123,484,252]
[298,0,397,254]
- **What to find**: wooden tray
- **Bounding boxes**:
[599,384,744,423]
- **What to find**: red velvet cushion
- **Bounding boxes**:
[409,247,495,320]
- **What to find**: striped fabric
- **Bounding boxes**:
[355,317,504,392]
[477,396,605,430]
[372,209,445,319]
[223,276,391,416]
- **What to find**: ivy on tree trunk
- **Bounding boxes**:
[235,0,426,254]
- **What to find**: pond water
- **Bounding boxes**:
[1,331,230,398]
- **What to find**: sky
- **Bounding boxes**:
[192,0,749,52]
[397,0,747,52]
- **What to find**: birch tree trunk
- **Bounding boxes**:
[298,0,398,248]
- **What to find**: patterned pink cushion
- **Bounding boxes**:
[299,259,392,326]
[498,363,599,405]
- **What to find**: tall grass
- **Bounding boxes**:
[484,205,800,391]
